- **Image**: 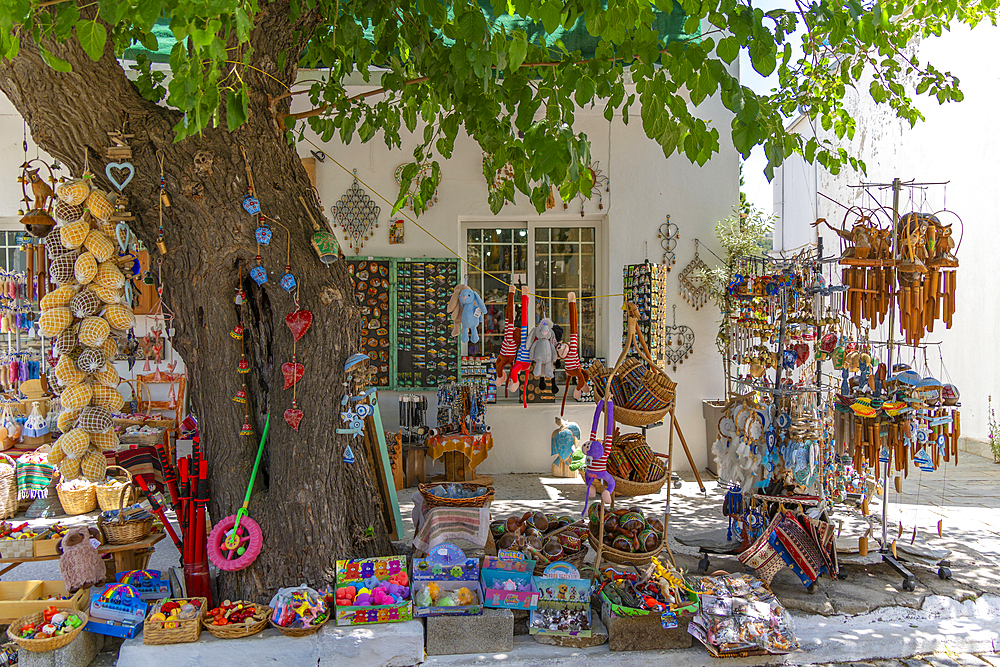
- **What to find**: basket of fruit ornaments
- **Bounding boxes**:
[7,607,87,652]
[203,600,271,639]
[586,503,665,566]
[143,598,206,645]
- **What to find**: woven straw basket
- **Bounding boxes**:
[7,609,88,652]
[202,603,271,639]
[96,465,132,513]
[269,617,328,637]
[143,597,207,645]
[98,482,152,545]
[0,453,18,520]
[55,473,97,516]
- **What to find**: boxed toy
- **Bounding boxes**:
[481,550,539,610]
[335,555,413,626]
[529,562,592,637]
[115,570,171,601]
[85,583,147,639]
[412,542,483,617]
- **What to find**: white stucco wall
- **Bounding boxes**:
[775,22,998,443]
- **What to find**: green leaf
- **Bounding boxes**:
[748,39,776,76]
[225,89,247,131]
[40,46,72,72]
[509,32,527,71]
[75,20,107,62]
[716,36,739,64]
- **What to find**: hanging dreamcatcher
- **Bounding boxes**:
[678,239,712,310]
[332,169,380,254]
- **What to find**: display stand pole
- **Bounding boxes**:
[662,408,677,567]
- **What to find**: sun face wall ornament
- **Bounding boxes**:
[678,239,712,310]
[394,164,438,212]
[332,169,380,254]
[564,161,609,217]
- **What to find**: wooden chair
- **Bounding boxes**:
[135,370,186,442]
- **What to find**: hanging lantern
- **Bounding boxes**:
[230,323,244,340]
[237,356,250,374]
[233,388,247,403]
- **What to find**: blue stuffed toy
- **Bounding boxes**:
[447,284,486,343]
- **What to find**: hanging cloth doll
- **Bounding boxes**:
[494,285,518,395]
[560,292,590,415]
[581,398,616,514]
[527,317,557,390]
[22,401,48,438]
[509,293,532,407]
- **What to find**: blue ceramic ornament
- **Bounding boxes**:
[242,194,261,215]
[343,444,355,464]
[255,223,272,245]
[250,265,268,285]
[280,271,296,293]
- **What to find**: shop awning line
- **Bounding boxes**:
[303,136,624,302]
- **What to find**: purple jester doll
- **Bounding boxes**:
[581,398,616,515]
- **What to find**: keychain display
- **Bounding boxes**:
[347,260,391,387]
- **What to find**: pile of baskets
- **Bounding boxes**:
[604,433,668,496]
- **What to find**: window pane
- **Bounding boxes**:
[581,228,595,242]
[468,228,481,243]
[513,244,527,272]
[535,228,549,241]
[482,229,499,244]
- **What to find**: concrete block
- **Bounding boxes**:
[426,608,513,656]
[117,620,424,667]
[923,655,990,667]
[19,631,103,667]
[532,614,607,648]
[600,605,692,652]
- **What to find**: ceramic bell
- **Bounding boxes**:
[255,221,272,245]
[250,265,267,285]
[242,195,261,216]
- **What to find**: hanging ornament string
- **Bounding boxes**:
[155,151,167,254]
[233,262,252,436]
[240,147,269,285]
[263,216,297,294]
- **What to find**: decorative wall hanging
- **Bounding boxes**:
[662,304,695,372]
[154,152,168,254]
[394,163,438,212]
[564,161,609,217]
[332,169,380,254]
[389,220,404,244]
[658,214,679,270]
[18,158,57,237]
[678,239,711,310]
[283,295,312,431]
[233,271,252,438]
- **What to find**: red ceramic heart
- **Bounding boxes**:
[285,310,313,343]
[282,362,304,389]
[284,407,303,431]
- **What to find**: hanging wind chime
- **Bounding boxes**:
[332,169,380,254]
[678,239,711,310]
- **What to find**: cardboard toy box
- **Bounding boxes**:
[412,542,483,617]
[115,570,172,601]
[335,555,412,626]
[481,551,539,610]
[529,562,592,638]
[0,580,90,624]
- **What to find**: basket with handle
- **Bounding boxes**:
[143,597,207,645]
[7,608,88,652]
[98,482,152,545]
[96,465,132,512]
[594,305,676,427]
[54,471,97,516]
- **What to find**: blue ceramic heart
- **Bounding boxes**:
[280,272,296,292]
[243,195,261,215]
[250,265,268,285]
[255,225,272,245]
[105,162,135,191]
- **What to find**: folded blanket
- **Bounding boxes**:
[16,452,54,500]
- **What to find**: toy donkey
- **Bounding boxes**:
[447,284,486,343]
[581,399,616,515]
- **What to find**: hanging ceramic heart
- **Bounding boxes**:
[284,406,303,431]
[249,266,268,285]
[281,361,304,389]
[255,224,272,245]
[280,272,296,293]
[243,194,261,215]
[105,162,135,191]
[285,309,313,342]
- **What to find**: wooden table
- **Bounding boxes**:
[0,531,165,577]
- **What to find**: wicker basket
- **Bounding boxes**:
[98,483,153,545]
[202,602,271,639]
[587,530,664,566]
[0,534,40,559]
[419,482,494,508]
[7,608,88,652]
[96,465,132,512]
[609,467,668,497]
[55,475,97,516]
[269,617,328,637]
[143,597,207,645]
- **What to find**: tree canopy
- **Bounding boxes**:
[2,0,995,214]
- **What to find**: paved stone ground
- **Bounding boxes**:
[823,652,1000,667]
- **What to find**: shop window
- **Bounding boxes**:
[0,223,28,273]
[465,224,597,361]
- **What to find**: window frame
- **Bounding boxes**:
[459,217,604,362]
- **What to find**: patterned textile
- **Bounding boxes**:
[500,320,518,357]
[15,452,54,499]
[411,491,490,552]
[564,334,581,371]
[738,513,784,585]
[607,450,632,478]
[624,443,655,480]
[804,515,837,575]
[111,446,165,493]
[773,513,827,585]
[769,533,819,587]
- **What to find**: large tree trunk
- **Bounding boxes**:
[0,5,394,601]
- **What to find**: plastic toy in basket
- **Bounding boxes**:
[89,584,147,623]
[269,585,329,630]
[115,570,170,601]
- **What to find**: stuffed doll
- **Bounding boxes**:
[527,318,558,389]
[581,399,615,515]
[447,284,486,343]
[560,292,590,415]
[494,285,518,392]
[509,293,532,406]
[58,527,107,593]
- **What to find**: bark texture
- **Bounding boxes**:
[0,3,393,600]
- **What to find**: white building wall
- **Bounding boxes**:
[777,22,999,446]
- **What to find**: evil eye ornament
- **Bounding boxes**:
[280,272,296,293]
[916,428,930,445]
[776,412,791,430]
[255,222,272,245]
[355,404,375,418]
[242,194,261,215]
[250,265,268,285]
